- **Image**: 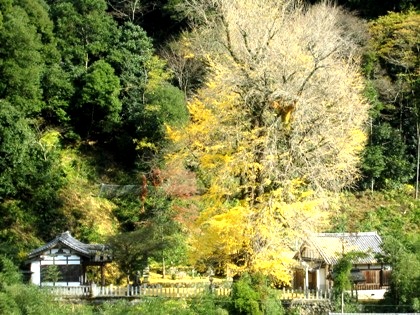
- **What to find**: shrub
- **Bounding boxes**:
[137,298,195,315]
[0,256,22,288]
[0,292,20,314]
[98,298,194,315]
[188,293,230,315]
[0,283,92,315]
[229,272,284,315]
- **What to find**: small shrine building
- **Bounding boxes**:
[27,231,111,286]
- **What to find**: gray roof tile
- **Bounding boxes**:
[28,231,107,259]
[305,231,383,265]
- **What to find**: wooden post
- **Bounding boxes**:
[316,269,320,291]
[100,263,105,287]
[82,264,86,284]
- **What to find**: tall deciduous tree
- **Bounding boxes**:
[107,0,146,22]
[167,0,369,283]
[160,36,208,97]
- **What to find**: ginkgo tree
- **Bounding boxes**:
[166,0,369,284]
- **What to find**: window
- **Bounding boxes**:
[41,265,81,283]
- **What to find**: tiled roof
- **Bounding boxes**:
[28,231,107,259]
[305,232,383,265]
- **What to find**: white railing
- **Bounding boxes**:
[46,285,91,297]
[46,284,332,300]
[280,288,332,300]
[47,282,232,299]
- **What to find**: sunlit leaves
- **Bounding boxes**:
[370,11,420,72]
[167,0,369,283]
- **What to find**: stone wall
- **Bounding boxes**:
[283,299,334,315]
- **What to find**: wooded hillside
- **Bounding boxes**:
[0,0,419,311]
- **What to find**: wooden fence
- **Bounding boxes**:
[281,288,332,300]
[46,283,331,300]
[46,282,231,298]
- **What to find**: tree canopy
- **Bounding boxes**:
[166,0,369,283]
[0,0,418,304]
[359,10,420,192]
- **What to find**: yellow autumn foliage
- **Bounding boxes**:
[166,0,369,284]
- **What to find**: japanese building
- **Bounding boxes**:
[294,232,390,299]
[27,231,111,286]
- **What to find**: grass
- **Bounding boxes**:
[146,272,227,285]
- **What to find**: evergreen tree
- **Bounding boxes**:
[0,0,44,116]
[359,11,420,192]
[76,60,122,137]
[107,22,188,167]
[382,235,420,312]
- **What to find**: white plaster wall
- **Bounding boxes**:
[29,249,82,286]
[41,282,81,287]
[354,289,386,300]
[30,261,41,286]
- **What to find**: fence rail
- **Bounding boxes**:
[46,284,332,300]
[281,288,332,300]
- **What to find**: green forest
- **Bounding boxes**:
[0,0,419,313]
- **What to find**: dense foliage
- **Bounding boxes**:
[359,10,420,192]
[0,0,419,312]
[332,189,420,312]
[0,0,188,264]
[0,255,229,314]
[229,273,284,315]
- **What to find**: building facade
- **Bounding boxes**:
[27,231,111,286]
[294,232,390,299]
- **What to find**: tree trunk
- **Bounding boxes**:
[162,256,166,278]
